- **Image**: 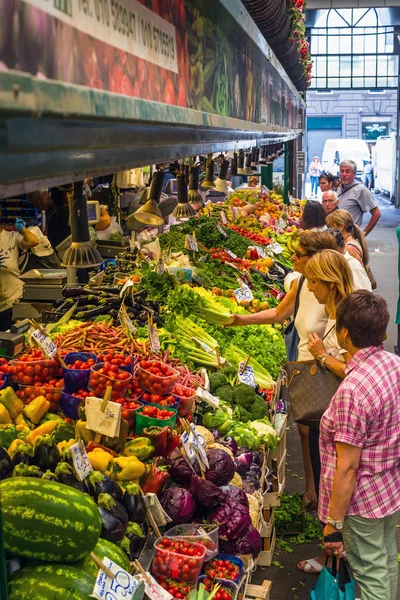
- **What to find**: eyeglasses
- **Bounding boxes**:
[293,250,308,258]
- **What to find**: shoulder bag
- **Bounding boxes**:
[283,324,343,428]
[283,276,304,362]
[346,241,377,290]
[310,558,355,600]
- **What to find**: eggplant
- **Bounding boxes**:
[55,301,69,313]
[42,470,58,481]
[76,305,112,319]
[55,462,87,493]
[124,522,145,559]
[122,484,146,523]
[66,295,97,306]
[98,493,129,528]
[13,464,43,478]
[109,309,119,319]
[99,295,121,305]
[86,471,123,503]
[0,447,13,480]
[99,506,126,543]
[62,286,101,298]
[33,435,61,472]
[89,286,121,295]
[12,443,35,467]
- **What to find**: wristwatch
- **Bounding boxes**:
[320,353,331,369]
[327,517,344,530]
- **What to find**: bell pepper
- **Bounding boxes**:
[14,412,33,429]
[7,438,25,459]
[123,438,155,461]
[164,427,181,457]
[40,412,64,423]
[0,404,11,424]
[0,387,23,419]
[25,420,58,445]
[140,464,170,494]
[87,448,114,476]
[86,441,117,457]
[112,456,145,481]
[101,418,128,454]
[75,419,95,445]
[0,424,18,448]
[142,426,168,456]
[17,428,30,439]
[51,421,75,445]
[57,438,76,459]
[23,396,50,425]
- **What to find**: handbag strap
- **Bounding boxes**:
[293,276,305,320]
[337,181,360,198]
[322,323,335,342]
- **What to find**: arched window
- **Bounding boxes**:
[310,8,397,89]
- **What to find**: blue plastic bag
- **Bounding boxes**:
[310,559,355,600]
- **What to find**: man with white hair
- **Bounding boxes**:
[338,160,381,235]
[321,190,339,215]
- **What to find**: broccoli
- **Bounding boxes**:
[234,405,253,422]
[232,383,256,408]
[209,372,228,394]
[222,365,237,387]
[251,396,269,419]
[215,385,233,404]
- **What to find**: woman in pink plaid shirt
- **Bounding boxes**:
[319,290,400,600]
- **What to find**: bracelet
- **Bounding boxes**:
[320,353,331,369]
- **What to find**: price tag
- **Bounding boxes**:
[248,245,267,259]
[216,223,227,238]
[278,218,285,231]
[224,261,239,270]
[140,251,152,264]
[31,329,58,358]
[85,397,122,438]
[156,261,164,276]
[190,429,209,470]
[221,211,227,225]
[269,242,283,254]
[141,573,173,600]
[224,248,237,259]
[232,207,239,217]
[69,442,93,481]
[144,493,172,526]
[92,557,141,600]
[238,363,256,389]
[148,324,161,354]
[118,309,137,334]
[119,279,134,298]
[195,387,219,409]
[181,431,196,463]
[234,283,253,304]
[185,234,198,252]
[193,337,214,354]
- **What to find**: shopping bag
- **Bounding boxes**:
[283,276,304,362]
[310,558,355,600]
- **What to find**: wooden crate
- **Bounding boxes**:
[262,414,287,508]
[256,528,276,567]
[244,580,272,600]
[260,506,274,538]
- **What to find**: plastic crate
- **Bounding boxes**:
[135,404,177,435]
[165,524,219,561]
[60,391,83,419]
[198,575,239,600]
[62,352,97,393]
[205,555,244,584]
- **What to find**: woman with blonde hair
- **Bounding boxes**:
[298,249,355,574]
[326,209,368,267]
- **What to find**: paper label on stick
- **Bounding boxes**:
[248,245,267,259]
[238,363,256,389]
[221,211,227,225]
[92,557,140,600]
[156,261,164,276]
[185,234,198,252]
[119,309,137,334]
[224,248,237,259]
[148,324,161,354]
[141,573,173,600]
[195,387,220,409]
[119,279,135,298]
[192,337,214,354]
[143,493,172,525]
[31,329,58,358]
[70,442,93,481]
[181,431,196,463]
[234,283,253,304]
[269,242,283,254]
[85,397,122,438]
[216,223,227,237]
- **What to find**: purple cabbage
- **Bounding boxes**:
[167,448,194,485]
[219,485,249,509]
[234,452,253,476]
[190,474,226,509]
[218,436,238,454]
[229,524,262,559]
[160,488,195,524]
[210,500,251,540]
[205,449,235,486]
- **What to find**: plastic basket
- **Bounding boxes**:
[197,575,238,600]
[0,374,7,391]
[17,383,64,411]
[152,537,206,582]
[136,361,179,395]
[60,391,84,420]
[165,524,219,561]
[121,400,143,431]
[204,555,244,584]
[62,352,98,393]
[135,404,177,435]
[88,363,132,401]
[9,358,58,384]
[172,385,196,417]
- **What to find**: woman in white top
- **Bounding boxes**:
[298,249,354,574]
[326,209,369,267]
[229,230,340,510]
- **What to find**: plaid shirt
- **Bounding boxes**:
[319,346,400,522]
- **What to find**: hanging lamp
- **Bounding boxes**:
[133,171,165,226]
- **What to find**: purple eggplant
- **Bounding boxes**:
[55,462,87,493]
[0,447,13,480]
[98,507,126,543]
[122,483,146,523]
[86,471,123,503]
[12,443,35,467]
[98,493,129,529]
[33,435,60,472]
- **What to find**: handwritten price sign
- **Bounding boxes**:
[70,442,93,481]
[238,363,256,389]
[92,557,142,600]
[85,397,122,438]
[185,235,198,252]
[234,283,253,304]
[216,223,227,238]
[31,329,58,359]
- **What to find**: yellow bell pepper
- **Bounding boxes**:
[8,438,24,458]
[23,396,50,425]
[0,387,23,419]
[75,420,95,445]
[0,404,11,424]
[25,420,58,445]
[112,456,145,481]
[15,424,30,433]
[87,448,114,476]
[57,438,76,456]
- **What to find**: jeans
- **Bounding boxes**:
[310,176,319,195]
[343,512,399,600]
[308,426,321,498]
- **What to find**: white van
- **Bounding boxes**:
[321,139,370,178]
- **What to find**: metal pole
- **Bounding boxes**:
[261,165,273,190]
[283,142,291,205]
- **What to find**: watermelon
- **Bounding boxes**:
[0,477,102,563]
[8,563,94,599]
[75,537,130,578]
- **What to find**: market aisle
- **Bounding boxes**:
[253,199,400,599]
